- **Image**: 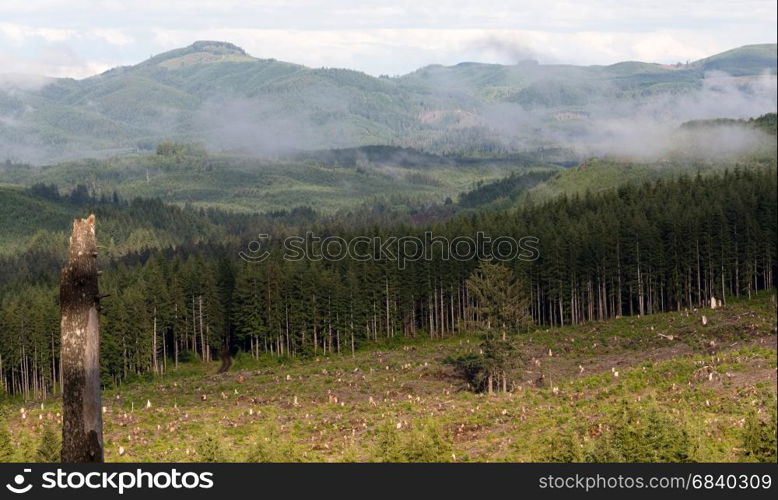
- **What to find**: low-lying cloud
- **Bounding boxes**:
[473,70,777,160]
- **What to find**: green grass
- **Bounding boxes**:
[1,294,775,462]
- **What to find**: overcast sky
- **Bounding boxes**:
[1,0,776,79]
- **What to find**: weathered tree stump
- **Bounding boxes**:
[217,349,232,374]
[60,214,104,462]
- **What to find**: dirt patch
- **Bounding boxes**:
[516,334,776,388]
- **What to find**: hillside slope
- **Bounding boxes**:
[694,44,778,75]
[2,294,775,462]
[1,42,775,163]
[0,147,552,215]
[0,183,229,258]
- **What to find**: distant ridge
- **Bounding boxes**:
[0,42,775,163]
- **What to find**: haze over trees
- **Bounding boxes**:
[0,41,775,163]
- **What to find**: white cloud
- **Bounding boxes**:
[148,28,761,75]
[0,0,774,78]
[0,22,76,44]
[92,28,134,46]
[0,43,111,79]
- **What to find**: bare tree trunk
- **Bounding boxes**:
[60,214,104,463]
[162,323,167,374]
[385,277,391,338]
[152,306,158,374]
[350,320,355,358]
[199,296,206,362]
[174,303,179,368]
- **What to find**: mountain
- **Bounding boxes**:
[693,43,778,75]
[0,41,776,163]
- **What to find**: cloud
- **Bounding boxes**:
[92,29,135,46]
[0,22,76,44]
[471,70,778,160]
[0,44,111,79]
[0,24,129,78]
[470,36,545,64]
[0,73,53,91]
[146,27,770,76]
[0,0,774,78]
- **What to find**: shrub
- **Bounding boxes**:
[121,371,154,385]
[541,431,585,463]
[740,403,777,463]
[339,442,362,463]
[444,337,518,393]
[375,421,452,462]
[35,426,61,463]
[585,403,692,463]
[0,420,13,462]
[177,350,198,364]
[244,423,304,463]
[444,353,489,391]
[195,434,226,463]
[17,437,37,462]
[585,431,626,463]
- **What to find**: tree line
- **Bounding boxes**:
[0,167,775,398]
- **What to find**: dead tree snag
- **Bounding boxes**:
[60,214,104,463]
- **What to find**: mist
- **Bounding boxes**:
[471,70,777,161]
[470,37,544,64]
[0,43,776,164]
[192,82,372,157]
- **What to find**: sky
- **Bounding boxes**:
[0,0,776,79]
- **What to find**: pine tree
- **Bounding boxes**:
[0,419,14,462]
[464,261,532,393]
[466,260,532,340]
[35,425,61,463]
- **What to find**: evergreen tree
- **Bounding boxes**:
[0,420,14,462]
[466,261,532,339]
[35,426,61,463]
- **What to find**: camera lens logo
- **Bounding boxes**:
[6,469,33,494]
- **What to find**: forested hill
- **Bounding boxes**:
[0,184,232,257]
[0,145,562,214]
[681,112,778,135]
[0,183,323,286]
[1,167,774,395]
[1,41,775,163]
[1,111,773,215]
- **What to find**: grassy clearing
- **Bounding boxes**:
[1,294,775,462]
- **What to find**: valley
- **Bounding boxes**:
[1,37,776,465]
